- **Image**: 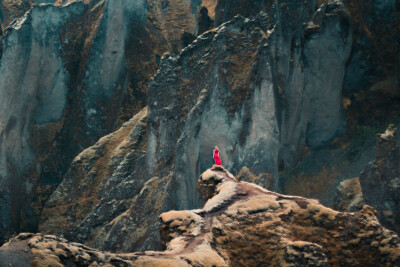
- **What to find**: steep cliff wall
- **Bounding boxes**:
[39,1,353,251]
[146,0,351,209]
[359,125,400,234]
[2,0,399,255]
[0,1,87,245]
[0,0,206,244]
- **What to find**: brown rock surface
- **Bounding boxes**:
[333,177,364,212]
[2,166,400,266]
[39,108,151,251]
[1,0,399,257]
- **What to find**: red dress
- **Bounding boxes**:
[213,148,222,165]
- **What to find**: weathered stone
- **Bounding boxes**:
[37,1,353,251]
[39,108,151,251]
[2,167,400,266]
[1,0,399,257]
[0,0,205,245]
[146,0,352,214]
[333,177,364,212]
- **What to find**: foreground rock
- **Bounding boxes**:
[3,166,400,266]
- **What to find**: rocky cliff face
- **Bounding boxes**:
[0,0,208,245]
[147,0,352,209]
[1,0,399,257]
[0,1,88,245]
[2,167,400,266]
[210,0,400,210]
[38,0,354,251]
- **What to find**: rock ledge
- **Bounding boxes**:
[1,166,400,266]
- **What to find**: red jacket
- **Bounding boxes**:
[213,148,222,165]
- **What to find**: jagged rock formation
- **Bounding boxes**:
[1,0,399,256]
[0,0,32,36]
[0,0,209,244]
[217,0,400,209]
[38,0,354,251]
[360,125,400,234]
[147,0,352,209]
[38,108,154,251]
[2,166,400,266]
[213,0,400,126]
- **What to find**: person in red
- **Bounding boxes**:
[213,146,222,165]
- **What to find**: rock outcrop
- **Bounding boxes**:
[0,0,208,244]
[333,177,364,212]
[38,0,353,251]
[38,0,354,251]
[2,166,400,266]
[2,0,399,256]
[360,125,400,234]
[146,0,352,209]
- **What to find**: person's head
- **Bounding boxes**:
[215,146,219,150]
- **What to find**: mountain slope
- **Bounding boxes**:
[39,1,354,251]
[2,166,400,266]
[0,0,208,245]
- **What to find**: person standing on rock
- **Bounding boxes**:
[213,146,222,165]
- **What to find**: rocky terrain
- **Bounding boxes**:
[38,0,355,251]
[2,166,400,266]
[0,0,399,262]
[0,0,213,244]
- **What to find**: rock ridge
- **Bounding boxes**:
[2,166,400,266]
[38,1,353,251]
